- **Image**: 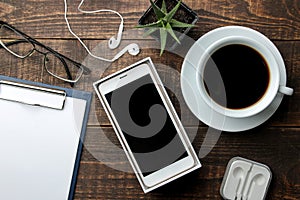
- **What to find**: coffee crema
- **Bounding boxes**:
[203,44,270,109]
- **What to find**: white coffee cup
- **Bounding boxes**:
[196,28,293,118]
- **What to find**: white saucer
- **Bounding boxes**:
[181,26,287,132]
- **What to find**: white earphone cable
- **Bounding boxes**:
[63,0,125,62]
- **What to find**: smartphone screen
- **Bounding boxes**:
[105,74,188,176]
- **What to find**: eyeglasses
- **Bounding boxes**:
[0,21,91,84]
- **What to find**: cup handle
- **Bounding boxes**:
[279,86,294,96]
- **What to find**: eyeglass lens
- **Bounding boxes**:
[44,52,83,83]
[0,24,34,58]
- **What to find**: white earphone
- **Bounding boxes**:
[108,22,123,49]
[63,0,140,62]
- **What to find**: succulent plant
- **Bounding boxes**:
[136,0,196,55]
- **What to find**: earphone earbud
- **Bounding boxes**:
[108,22,123,49]
[127,43,140,56]
[112,43,140,61]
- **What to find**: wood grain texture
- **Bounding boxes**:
[0,0,299,199]
[0,0,299,40]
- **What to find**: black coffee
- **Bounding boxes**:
[203,44,270,109]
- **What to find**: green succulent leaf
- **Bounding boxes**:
[170,19,196,28]
[161,0,167,13]
[150,0,165,19]
[143,27,159,37]
[165,0,181,22]
[165,23,180,44]
[135,20,162,28]
[159,27,167,56]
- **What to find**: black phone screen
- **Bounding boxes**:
[105,74,188,176]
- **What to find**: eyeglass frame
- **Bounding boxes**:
[0,20,91,84]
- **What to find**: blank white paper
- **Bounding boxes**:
[0,95,86,200]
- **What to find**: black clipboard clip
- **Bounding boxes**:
[0,80,66,110]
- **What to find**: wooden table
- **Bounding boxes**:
[0,0,299,199]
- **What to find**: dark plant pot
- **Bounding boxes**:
[138,0,198,51]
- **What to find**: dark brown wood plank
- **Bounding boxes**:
[0,0,299,40]
[76,126,300,200]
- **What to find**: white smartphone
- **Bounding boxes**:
[95,59,200,190]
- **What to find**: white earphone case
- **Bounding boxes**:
[220,157,272,200]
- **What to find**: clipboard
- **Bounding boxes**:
[0,75,92,200]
